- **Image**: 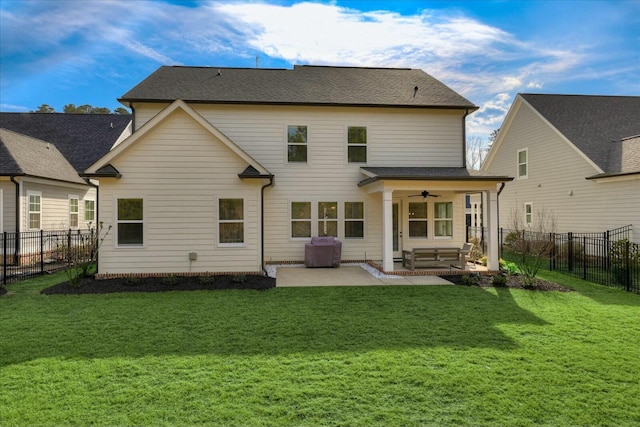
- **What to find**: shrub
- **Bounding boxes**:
[198,275,216,285]
[232,274,247,284]
[162,275,179,286]
[492,274,508,287]
[62,222,112,288]
[124,276,140,287]
[480,256,488,266]
[460,274,479,286]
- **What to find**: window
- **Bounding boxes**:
[69,196,79,228]
[291,202,311,238]
[318,201,338,237]
[517,148,528,179]
[219,199,244,245]
[525,203,533,226]
[434,202,453,237]
[345,202,364,238]
[408,202,428,238]
[28,192,41,230]
[348,126,367,163]
[117,198,143,246]
[84,200,95,222]
[287,125,307,163]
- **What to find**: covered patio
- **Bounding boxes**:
[359,167,513,273]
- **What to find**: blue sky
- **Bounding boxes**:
[1,0,639,141]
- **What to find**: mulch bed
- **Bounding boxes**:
[41,274,276,295]
[441,274,573,292]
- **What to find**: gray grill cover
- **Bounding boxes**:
[304,236,342,268]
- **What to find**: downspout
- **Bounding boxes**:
[10,176,20,263]
[462,108,470,168]
[260,176,275,275]
[497,182,506,259]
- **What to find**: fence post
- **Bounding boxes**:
[67,229,72,266]
[3,232,7,286]
[583,236,587,280]
[625,240,631,292]
[568,232,573,273]
[40,229,44,275]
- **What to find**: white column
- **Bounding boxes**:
[382,189,394,272]
[486,188,499,270]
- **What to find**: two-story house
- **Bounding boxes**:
[84,65,512,276]
[482,94,640,242]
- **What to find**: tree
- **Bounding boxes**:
[488,128,500,147]
[32,104,55,113]
[466,136,489,170]
[114,107,130,115]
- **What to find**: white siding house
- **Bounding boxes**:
[482,94,640,242]
[86,65,513,275]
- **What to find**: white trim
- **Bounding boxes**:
[68,194,79,229]
[217,197,246,247]
[26,190,42,231]
[346,125,368,164]
[524,202,533,226]
[289,200,312,240]
[115,197,145,248]
[84,199,96,223]
[517,148,528,179]
[285,123,309,165]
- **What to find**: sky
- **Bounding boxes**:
[1,0,639,142]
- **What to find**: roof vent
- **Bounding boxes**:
[217,69,222,76]
[413,86,419,97]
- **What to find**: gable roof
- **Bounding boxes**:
[520,94,640,176]
[85,100,271,177]
[0,113,131,173]
[119,65,477,110]
[0,128,85,184]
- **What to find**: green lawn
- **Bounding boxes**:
[1,271,639,426]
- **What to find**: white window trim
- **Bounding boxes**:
[524,202,533,227]
[69,195,79,229]
[217,198,245,247]
[344,201,365,239]
[346,125,368,164]
[290,200,313,240]
[517,148,528,180]
[433,201,454,240]
[115,197,145,248]
[27,190,42,231]
[408,200,428,239]
[286,124,309,165]
[84,199,96,223]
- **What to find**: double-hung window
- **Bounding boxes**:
[408,202,428,238]
[287,125,307,163]
[525,203,533,226]
[318,202,338,237]
[219,199,244,245]
[84,200,95,222]
[344,202,364,238]
[28,191,41,230]
[347,126,367,163]
[117,198,143,246]
[517,148,528,179]
[434,202,453,237]
[69,196,79,228]
[291,202,311,238]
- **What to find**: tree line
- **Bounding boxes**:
[32,104,129,115]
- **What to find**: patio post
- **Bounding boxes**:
[382,189,394,272]
[486,188,500,270]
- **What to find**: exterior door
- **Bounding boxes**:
[393,201,402,259]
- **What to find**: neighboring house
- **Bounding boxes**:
[482,94,640,242]
[85,65,512,275]
[0,113,131,234]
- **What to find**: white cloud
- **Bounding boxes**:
[0,103,29,112]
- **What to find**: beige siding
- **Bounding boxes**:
[98,109,263,274]
[485,101,640,242]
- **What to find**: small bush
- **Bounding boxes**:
[198,275,216,285]
[162,275,179,286]
[232,274,247,284]
[492,274,508,287]
[480,256,487,266]
[460,274,479,286]
[124,276,140,286]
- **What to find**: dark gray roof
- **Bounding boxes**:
[0,128,85,184]
[120,65,477,110]
[520,94,640,175]
[0,113,131,173]
[359,167,512,186]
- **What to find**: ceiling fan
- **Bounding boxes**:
[409,190,440,198]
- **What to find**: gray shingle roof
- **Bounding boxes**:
[520,94,640,175]
[0,128,85,184]
[359,167,512,186]
[120,65,477,109]
[0,113,131,173]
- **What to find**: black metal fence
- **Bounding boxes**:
[1,229,94,286]
[469,225,639,294]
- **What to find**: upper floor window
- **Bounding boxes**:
[28,191,41,230]
[408,201,428,238]
[287,125,307,163]
[117,198,143,246]
[517,148,528,179]
[69,196,79,229]
[434,202,453,238]
[219,199,244,245]
[348,126,367,163]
